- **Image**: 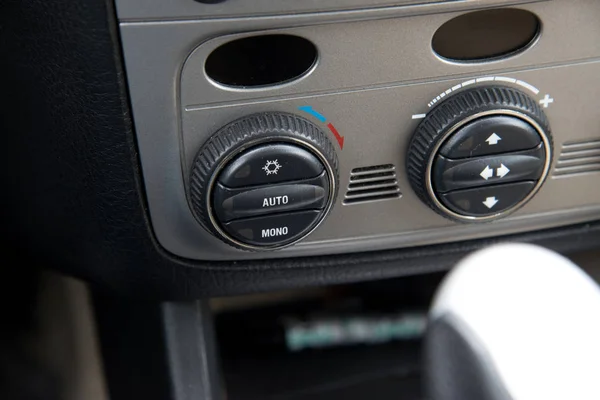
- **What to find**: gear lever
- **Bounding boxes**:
[425,244,600,400]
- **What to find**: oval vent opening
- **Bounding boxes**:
[344,164,401,205]
[432,9,541,62]
[205,34,318,89]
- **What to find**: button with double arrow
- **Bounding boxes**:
[433,144,545,193]
[440,182,536,217]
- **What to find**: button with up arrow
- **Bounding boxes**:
[486,133,502,145]
[439,116,542,158]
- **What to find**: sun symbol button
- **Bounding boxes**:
[262,160,282,175]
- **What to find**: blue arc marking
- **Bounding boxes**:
[298,106,326,123]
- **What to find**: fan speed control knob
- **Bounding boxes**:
[407,86,553,222]
[189,112,339,251]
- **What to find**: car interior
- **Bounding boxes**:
[3,0,600,399]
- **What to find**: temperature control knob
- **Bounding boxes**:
[407,86,553,222]
[189,112,338,250]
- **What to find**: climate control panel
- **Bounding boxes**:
[190,86,558,251]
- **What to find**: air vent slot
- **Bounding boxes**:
[432,9,540,63]
[554,139,600,177]
[344,164,401,205]
[205,34,318,89]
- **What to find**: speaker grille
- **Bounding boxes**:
[554,139,600,177]
[343,164,401,205]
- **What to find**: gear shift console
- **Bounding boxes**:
[426,244,600,400]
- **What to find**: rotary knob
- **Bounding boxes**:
[407,86,553,222]
[189,112,339,250]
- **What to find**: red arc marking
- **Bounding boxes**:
[327,123,345,150]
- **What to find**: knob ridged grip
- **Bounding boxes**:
[406,86,552,216]
[189,112,339,246]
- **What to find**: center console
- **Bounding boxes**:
[118,0,600,260]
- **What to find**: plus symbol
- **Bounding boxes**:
[539,94,554,108]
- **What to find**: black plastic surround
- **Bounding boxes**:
[407,86,553,222]
[189,113,339,250]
